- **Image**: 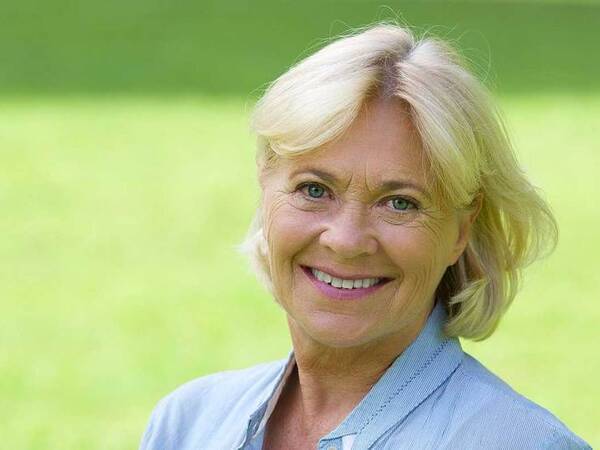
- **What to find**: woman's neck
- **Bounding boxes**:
[285,313,428,428]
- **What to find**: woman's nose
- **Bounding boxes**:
[318,205,378,259]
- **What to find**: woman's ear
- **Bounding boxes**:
[450,193,483,265]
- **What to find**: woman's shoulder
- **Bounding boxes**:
[161,357,288,406]
[139,357,289,450]
[440,353,591,449]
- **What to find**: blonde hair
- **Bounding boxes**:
[241,23,557,341]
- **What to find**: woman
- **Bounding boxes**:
[140,24,590,449]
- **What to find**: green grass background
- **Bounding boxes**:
[1,1,598,448]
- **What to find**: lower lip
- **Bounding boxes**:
[301,266,390,300]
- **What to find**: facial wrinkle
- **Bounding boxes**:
[263,192,294,303]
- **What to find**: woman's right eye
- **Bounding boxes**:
[299,183,327,199]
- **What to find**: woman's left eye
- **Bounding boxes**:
[387,197,417,211]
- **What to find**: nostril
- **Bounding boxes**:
[319,227,378,258]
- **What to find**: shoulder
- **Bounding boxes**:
[139,358,288,450]
[155,357,287,410]
[440,353,591,449]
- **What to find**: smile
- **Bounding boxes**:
[301,266,392,300]
[311,267,382,289]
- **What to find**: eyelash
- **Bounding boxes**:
[297,182,330,200]
[384,196,419,212]
[295,182,420,212]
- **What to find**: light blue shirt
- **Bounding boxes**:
[140,303,591,449]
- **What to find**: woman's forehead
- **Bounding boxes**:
[276,99,430,189]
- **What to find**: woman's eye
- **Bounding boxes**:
[301,183,327,199]
[388,197,416,211]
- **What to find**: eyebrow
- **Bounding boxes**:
[290,168,340,186]
[289,167,431,200]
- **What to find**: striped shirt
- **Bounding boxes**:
[140,302,590,449]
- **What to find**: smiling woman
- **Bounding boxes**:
[139,24,591,450]
[259,98,469,350]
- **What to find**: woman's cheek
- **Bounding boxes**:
[267,202,316,250]
[264,194,320,275]
[267,206,325,311]
[379,221,448,284]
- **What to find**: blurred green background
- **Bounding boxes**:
[1,0,598,448]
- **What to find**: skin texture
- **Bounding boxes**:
[260,98,479,449]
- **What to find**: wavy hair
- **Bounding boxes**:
[240,23,557,341]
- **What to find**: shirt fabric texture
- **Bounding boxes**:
[139,302,591,450]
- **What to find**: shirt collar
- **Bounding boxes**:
[244,301,463,448]
[240,350,296,447]
[253,351,296,437]
[323,301,463,448]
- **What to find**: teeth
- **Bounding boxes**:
[311,268,381,289]
[341,279,353,289]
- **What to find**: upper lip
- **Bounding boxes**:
[302,265,392,280]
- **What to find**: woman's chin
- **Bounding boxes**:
[293,315,378,349]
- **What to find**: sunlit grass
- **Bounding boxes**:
[1,94,597,448]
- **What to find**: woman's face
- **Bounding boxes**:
[261,98,474,349]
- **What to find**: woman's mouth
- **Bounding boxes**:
[301,265,392,300]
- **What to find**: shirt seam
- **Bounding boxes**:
[355,338,451,435]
